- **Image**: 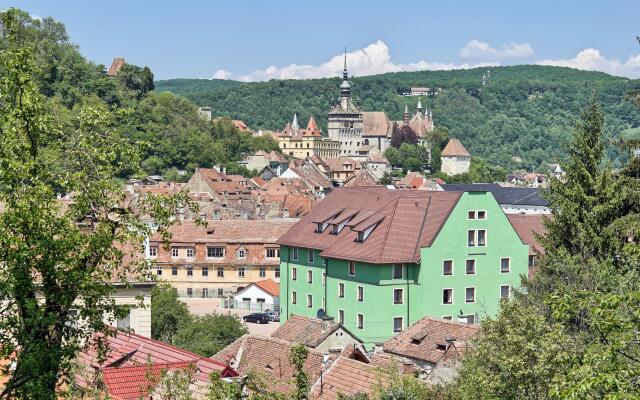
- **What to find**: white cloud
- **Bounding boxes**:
[537,48,640,78]
[460,39,535,62]
[211,40,493,82]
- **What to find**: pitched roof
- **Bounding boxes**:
[254,279,280,296]
[343,169,379,187]
[305,116,322,137]
[441,139,470,157]
[507,214,547,255]
[278,187,462,264]
[211,335,324,395]
[107,57,126,76]
[102,362,195,400]
[189,168,252,197]
[442,183,549,207]
[271,315,356,347]
[310,357,388,399]
[232,119,249,131]
[362,112,392,137]
[382,317,479,364]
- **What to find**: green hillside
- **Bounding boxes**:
[156,66,640,169]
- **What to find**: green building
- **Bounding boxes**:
[278,187,541,348]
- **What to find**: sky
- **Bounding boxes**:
[4,0,640,81]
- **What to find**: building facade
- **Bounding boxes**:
[277,187,531,348]
[275,115,341,159]
[148,220,296,298]
[440,139,471,176]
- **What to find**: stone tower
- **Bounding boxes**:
[327,50,364,156]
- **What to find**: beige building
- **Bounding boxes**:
[275,114,340,159]
[440,138,471,176]
[147,220,296,298]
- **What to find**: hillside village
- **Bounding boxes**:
[2,4,640,400]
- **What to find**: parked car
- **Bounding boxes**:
[265,310,280,322]
[242,312,270,324]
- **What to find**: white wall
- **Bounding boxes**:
[233,285,275,305]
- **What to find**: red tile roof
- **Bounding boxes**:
[382,317,479,364]
[253,278,280,296]
[278,187,462,264]
[343,169,379,187]
[232,119,249,131]
[102,361,195,400]
[150,219,295,245]
[507,214,547,255]
[310,357,388,399]
[271,315,354,348]
[441,139,470,157]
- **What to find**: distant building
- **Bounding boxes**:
[410,87,432,96]
[274,114,341,159]
[233,279,280,311]
[197,106,212,121]
[238,150,289,176]
[441,183,551,214]
[232,119,250,132]
[271,314,362,353]
[440,139,471,176]
[107,57,126,76]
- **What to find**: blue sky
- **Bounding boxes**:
[5,0,640,80]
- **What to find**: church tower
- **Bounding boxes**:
[327,49,364,156]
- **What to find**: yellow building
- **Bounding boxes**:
[275,114,340,159]
[147,219,297,298]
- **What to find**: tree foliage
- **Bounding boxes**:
[151,284,192,343]
[173,313,248,357]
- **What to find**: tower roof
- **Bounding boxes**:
[441,139,470,157]
[292,113,299,130]
[304,115,322,137]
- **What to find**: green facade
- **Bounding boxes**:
[280,192,529,348]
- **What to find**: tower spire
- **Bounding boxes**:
[343,47,348,81]
[292,113,299,130]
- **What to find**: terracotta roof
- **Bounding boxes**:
[102,361,195,400]
[441,139,470,157]
[232,120,249,131]
[271,315,355,348]
[310,357,388,399]
[254,279,280,296]
[288,162,332,189]
[382,317,479,364]
[189,168,252,197]
[324,157,358,173]
[75,330,236,390]
[305,116,322,137]
[343,169,379,187]
[278,187,462,264]
[362,112,392,137]
[507,214,547,255]
[149,219,295,245]
[211,335,324,395]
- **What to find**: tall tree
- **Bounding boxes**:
[0,9,189,399]
[151,284,192,343]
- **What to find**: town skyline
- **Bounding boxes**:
[7,0,640,80]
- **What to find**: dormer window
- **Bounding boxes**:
[236,247,247,259]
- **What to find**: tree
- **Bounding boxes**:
[0,9,189,399]
[115,63,155,100]
[173,313,248,357]
[151,284,192,343]
[289,344,310,400]
[390,125,418,148]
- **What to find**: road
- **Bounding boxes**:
[183,298,280,337]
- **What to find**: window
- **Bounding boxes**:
[465,287,476,303]
[186,266,193,276]
[238,267,246,278]
[187,288,193,297]
[393,317,403,333]
[149,247,158,257]
[291,291,297,304]
[477,230,486,246]
[202,267,209,277]
[292,267,297,281]
[292,247,299,260]
[467,230,476,247]
[468,210,476,219]
[156,266,162,276]
[217,267,224,278]
[461,314,475,324]
[259,267,266,278]
[500,258,510,273]
[442,315,453,320]
[443,260,453,276]
[117,311,131,330]
[466,259,476,275]
[266,248,277,258]
[171,266,178,276]
[208,247,224,258]
[501,285,511,300]
[477,210,487,219]
[528,255,536,267]
[275,267,280,278]
[357,286,364,302]
[322,272,326,286]
[202,288,208,298]
[338,309,344,324]
[356,231,365,242]
[237,248,247,259]
[186,248,195,258]
[393,288,404,304]
[308,250,314,263]
[443,289,453,304]
[338,283,345,298]
[348,261,356,276]
[393,264,403,279]
[171,248,179,257]
[307,294,313,308]
[217,288,224,297]
[307,270,313,283]
[357,314,364,330]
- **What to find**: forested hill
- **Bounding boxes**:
[156,66,640,169]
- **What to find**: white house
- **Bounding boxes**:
[440,139,471,176]
[233,279,280,311]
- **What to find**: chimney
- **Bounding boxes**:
[373,342,384,354]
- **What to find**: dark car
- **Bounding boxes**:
[242,312,270,324]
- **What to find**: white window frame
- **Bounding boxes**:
[393,316,403,333]
[477,210,487,220]
[500,285,511,300]
[207,246,224,258]
[465,259,476,275]
[467,210,476,220]
[308,249,314,264]
[393,288,404,305]
[338,282,345,298]
[348,261,356,276]
[292,267,297,281]
[500,257,510,273]
[171,247,179,258]
[186,265,193,277]
[238,267,246,278]
[291,291,297,304]
[442,259,454,276]
[467,230,476,247]
[338,309,344,324]
[357,286,364,302]
[202,267,208,277]
[292,247,299,261]
[322,272,326,287]
[477,229,487,247]
[443,288,454,305]
[186,247,195,258]
[393,263,404,279]
[149,247,158,257]
[357,313,364,330]
[266,248,277,258]
[259,267,266,278]
[156,266,162,276]
[307,294,313,308]
[217,267,224,278]
[465,287,476,303]
[307,269,313,284]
